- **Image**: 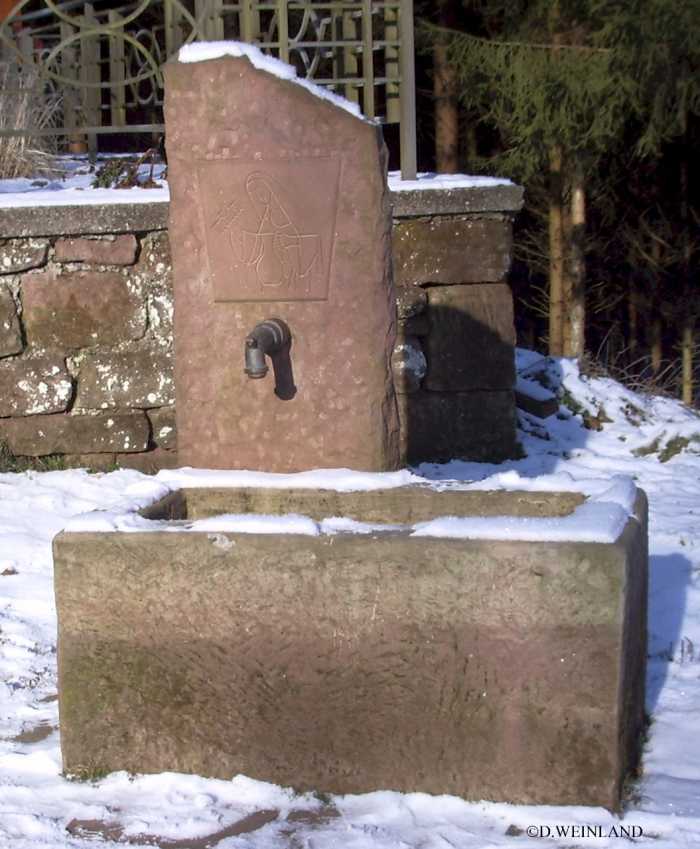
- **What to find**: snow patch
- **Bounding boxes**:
[388,171,513,191]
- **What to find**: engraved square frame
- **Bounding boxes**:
[196,156,342,303]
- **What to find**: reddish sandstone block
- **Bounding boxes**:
[0,358,72,416]
[164,55,400,472]
[0,412,148,455]
[54,235,138,266]
[21,270,145,350]
[0,284,23,357]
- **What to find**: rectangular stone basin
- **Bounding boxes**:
[53,485,647,810]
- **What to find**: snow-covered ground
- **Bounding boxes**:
[1,351,700,848]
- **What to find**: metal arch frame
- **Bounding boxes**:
[0,0,416,178]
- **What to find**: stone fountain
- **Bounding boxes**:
[52,45,648,811]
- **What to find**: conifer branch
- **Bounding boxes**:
[423,22,613,55]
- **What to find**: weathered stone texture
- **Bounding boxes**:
[54,235,138,266]
[115,447,179,473]
[0,238,48,274]
[137,233,174,348]
[21,270,145,350]
[391,334,426,394]
[74,350,174,410]
[165,55,400,472]
[391,183,524,218]
[399,389,517,463]
[0,412,149,455]
[54,486,647,809]
[60,448,177,471]
[396,286,426,319]
[424,283,516,392]
[0,284,23,357]
[393,216,513,286]
[400,314,429,337]
[147,406,176,450]
[0,358,72,417]
[0,203,169,239]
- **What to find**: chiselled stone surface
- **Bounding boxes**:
[54,485,647,808]
[164,55,399,472]
[54,235,138,266]
[399,390,517,463]
[0,358,72,416]
[0,238,48,275]
[393,216,513,286]
[74,350,174,410]
[21,270,145,350]
[0,284,23,357]
[147,406,176,450]
[0,412,148,455]
[424,284,516,392]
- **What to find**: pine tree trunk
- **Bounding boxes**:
[628,287,639,356]
[465,124,478,169]
[679,112,694,406]
[650,319,663,375]
[681,319,694,406]
[433,1,459,172]
[434,44,459,172]
[548,145,565,356]
[564,164,586,359]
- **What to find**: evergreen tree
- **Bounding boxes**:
[429,0,700,364]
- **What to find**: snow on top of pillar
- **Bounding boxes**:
[177,41,365,120]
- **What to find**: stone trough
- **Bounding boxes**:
[53,478,647,810]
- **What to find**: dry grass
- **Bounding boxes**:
[0,59,62,180]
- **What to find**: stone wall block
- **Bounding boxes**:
[396,286,427,319]
[74,350,174,410]
[0,238,49,275]
[136,233,173,347]
[0,284,23,357]
[424,283,516,392]
[147,406,176,450]
[0,412,149,455]
[54,235,138,266]
[398,390,517,464]
[0,358,72,416]
[115,448,179,473]
[400,314,429,337]
[21,270,146,350]
[392,334,426,394]
[393,216,513,286]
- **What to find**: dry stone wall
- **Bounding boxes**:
[0,182,522,470]
[0,228,176,472]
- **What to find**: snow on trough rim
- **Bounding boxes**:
[64,468,640,544]
[2,352,700,847]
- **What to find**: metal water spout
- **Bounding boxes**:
[244,318,291,379]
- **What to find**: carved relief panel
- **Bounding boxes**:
[196,156,342,302]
